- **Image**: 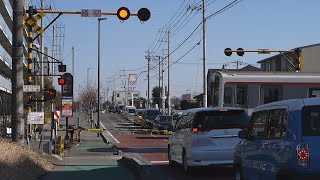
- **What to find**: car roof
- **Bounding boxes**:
[253,97,320,112]
[181,107,245,115]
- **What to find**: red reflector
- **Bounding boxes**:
[298,150,309,160]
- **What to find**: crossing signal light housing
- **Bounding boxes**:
[58,64,66,72]
[237,48,244,56]
[44,88,56,101]
[117,7,130,21]
[58,78,66,85]
[138,8,151,22]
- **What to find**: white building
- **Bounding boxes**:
[112,90,140,107]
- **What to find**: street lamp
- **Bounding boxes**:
[87,67,91,88]
[97,18,107,136]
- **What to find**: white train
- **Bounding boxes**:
[207,71,320,115]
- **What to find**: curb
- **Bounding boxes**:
[118,156,151,180]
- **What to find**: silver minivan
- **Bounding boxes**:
[168,107,249,174]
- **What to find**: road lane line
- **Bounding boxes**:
[151,131,169,142]
[100,121,120,144]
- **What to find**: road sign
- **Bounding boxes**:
[81,9,101,17]
[54,110,60,120]
[23,85,40,92]
[62,98,73,117]
[27,112,44,124]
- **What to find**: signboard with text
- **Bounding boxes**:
[27,112,44,124]
[23,85,40,92]
[62,98,73,117]
[81,9,101,17]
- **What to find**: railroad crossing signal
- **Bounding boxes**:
[117,7,130,21]
[23,11,46,34]
[58,78,66,85]
[44,88,56,101]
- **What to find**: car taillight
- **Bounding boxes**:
[296,142,309,168]
[191,128,210,134]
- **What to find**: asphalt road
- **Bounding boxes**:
[99,112,234,180]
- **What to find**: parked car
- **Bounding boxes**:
[108,106,114,113]
[141,109,160,129]
[123,106,136,122]
[168,107,249,175]
[234,97,320,180]
[171,111,183,130]
[153,115,173,130]
[134,109,144,125]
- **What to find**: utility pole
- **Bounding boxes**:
[161,57,165,113]
[41,0,44,111]
[167,31,171,115]
[51,25,55,80]
[202,0,208,107]
[146,50,152,109]
[72,46,74,77]
[11,0,24,142]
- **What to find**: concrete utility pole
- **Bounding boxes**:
[41,0,44,111]
[87,67,91,87]
[202,0,208,107]
[11,0,24,142]
[167,31,171,115]
[146,50,152,109]
[161,57,165,113]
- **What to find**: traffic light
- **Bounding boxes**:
[117,7,130,21]
[58,64,66,72]
[237,48,244,56]
[44,88,56,101]
[224,48,232,56]
[26,94,32,105]
[58,78,66,85]
[294,48,302,71]
[138,8,151,21]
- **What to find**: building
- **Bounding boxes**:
[181,93,192,101]
[112,90,140,107]
[258,44,320,72]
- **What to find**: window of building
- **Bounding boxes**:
[236,85,247,106]
[224,87,232,105]
[117,94,120,97]
[267,62,272,71]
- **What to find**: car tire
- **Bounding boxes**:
[234,166,243,180]
[168,146,176,167]
[182,150,192,175]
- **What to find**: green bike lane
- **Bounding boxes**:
[42,129,135,180]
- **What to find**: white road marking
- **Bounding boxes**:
[150,161,169,164]
[151,131,169,142]
[100,121,120,144]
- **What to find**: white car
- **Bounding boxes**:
[168,107,249,174]
[123,106,136,122]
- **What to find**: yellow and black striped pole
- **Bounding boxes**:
[27,6,34,113]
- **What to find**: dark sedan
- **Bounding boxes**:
[153,115,173,130]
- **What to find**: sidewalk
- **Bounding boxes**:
[41,113,135,180]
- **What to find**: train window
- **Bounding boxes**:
[236,86,247,106]
[213,75,220,106]
[262,86,281,104]
[309,88,320,97]
[224,87,232,105]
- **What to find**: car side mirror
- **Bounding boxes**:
[238,130,248,139]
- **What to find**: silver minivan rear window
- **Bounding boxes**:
[302,105,320,136]
[193,110,249,129]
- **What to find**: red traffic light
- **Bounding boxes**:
[117,7,130,21]
[58,78,66,85]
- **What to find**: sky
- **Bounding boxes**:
[29,0,320,101]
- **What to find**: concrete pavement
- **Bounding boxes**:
[41,112,135,180]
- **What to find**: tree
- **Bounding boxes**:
[78,82,97,113]
[152,86,162,106]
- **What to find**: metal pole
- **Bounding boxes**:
[167,31,171,115]
[65,117,69,139]
[202,0,208,107]
[52,25,55,79]
[72,46,74,78]
[11,0,24,142]
[87,67,91,87]
[161,58,165,113]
